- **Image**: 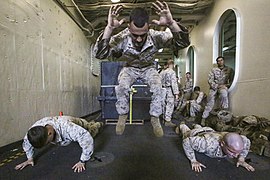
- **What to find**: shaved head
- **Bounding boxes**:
[221,133,244,158]
[224,133,244,151]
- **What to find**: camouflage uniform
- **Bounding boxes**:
[202,114,270,157]
[180,124,251,162]
[189,91,205,117]
[22,116,103,162]
[177,91,205,117]
[202,66,234,119]
[160,68,179,121]
[183,78,193,100]
[178,78,193,111]
[71,117,103,138]
[94,27,190,117]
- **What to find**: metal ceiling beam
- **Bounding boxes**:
[90,14,204,28]
[77,2,199,11]
[65,0,214,38]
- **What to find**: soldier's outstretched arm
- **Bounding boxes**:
[236,137,255,171]
[171,71,179,97]
[183,138,197,160]
[191,161,206,172]
[152,1,180,32]
[236,157,255,172]
[15,158,34,170]
[103,5,125,40]
[183,137,207,172]
[15,135,35,170]
[151,1,190,49]
[94,5,125,59]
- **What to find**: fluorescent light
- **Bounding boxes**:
[223,46,229,51]
[155,59,159,62]
[158,48,163,53]
[111,0,120,3]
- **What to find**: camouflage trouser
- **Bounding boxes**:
[202,88,228,118]
[190,102,203,117]
[183,92,192,101]
[115,67,164,117]
[180,124,215,139]
[178,92,191,111]
[69,117,103,138]
[164,87,175,121]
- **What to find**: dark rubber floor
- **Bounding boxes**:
[1,121,270,180]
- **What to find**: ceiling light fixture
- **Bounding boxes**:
[158,48,163,53]
[111,0,120,3]
[222,47,229,51]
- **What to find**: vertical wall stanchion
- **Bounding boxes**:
[129,87,137,124]
[129,89,133,124]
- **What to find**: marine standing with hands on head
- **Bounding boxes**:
[94,1,190,137]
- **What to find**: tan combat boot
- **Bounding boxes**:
[201,118,206,126]
[164,121,176,127]
[175,121,185,135]
[151,116,164,137]
[175,126,180,135]
[87,122,104,138]
[116,114,128,135]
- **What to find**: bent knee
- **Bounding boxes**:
[219,89,228,97]
[115,84,130,92]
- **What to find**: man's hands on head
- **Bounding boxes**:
[15,158,34,170]
[236,160,255,172]
[72,161,86,173]
[191,161,206,172]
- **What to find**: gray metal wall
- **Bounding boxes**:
[0,0,100,146]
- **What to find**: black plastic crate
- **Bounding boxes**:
[98,61,152,120]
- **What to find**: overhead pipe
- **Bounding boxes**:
[78,2,198,11]
[53,0,95,37]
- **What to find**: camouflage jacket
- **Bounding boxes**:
[190,91,205,104]
[22,116,94,162]
[160,68,179,95]
[182,132,250,162]
[94,25,190,68]
[183,78,193,93]
[208,65,234,90]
